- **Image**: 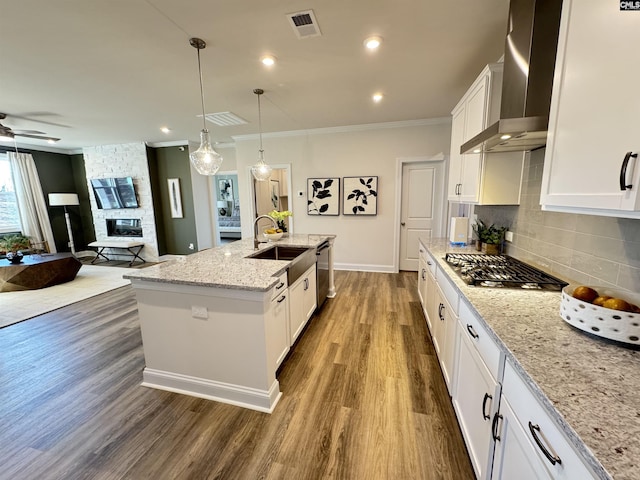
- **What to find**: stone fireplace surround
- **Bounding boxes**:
[82,142,159,262]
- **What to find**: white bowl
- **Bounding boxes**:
[560,285,640,347]
[263,231,283,241]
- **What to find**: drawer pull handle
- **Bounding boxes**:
[276,282,285,290]
[304,278,309,291]
[466,324,479,339]
[620,151,637,191]
[427,261,432,266]
[492,413,503,441]
[438,303,445,321]
[482,393,492,420]
[277,295,287,303]
[528,422,562,466]
[421,269,426,280]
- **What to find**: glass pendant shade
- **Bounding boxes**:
[189,129,223,176]
[251,149,272,181]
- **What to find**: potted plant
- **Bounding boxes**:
[267,210,293,233]
[472,220,489,251]
[481,224,506,255]
[0,233,31,263]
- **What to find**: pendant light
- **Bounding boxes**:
[251,88,272,181]
[189,37,223,176]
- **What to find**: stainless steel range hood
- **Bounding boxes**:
[461,0,563,154]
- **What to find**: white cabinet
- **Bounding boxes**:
[491,397,551,480]
[540,0,640,218]
[418,245,438,333]
[452,301,503,480]
[492,361,597,480]
[289,264,317,344]
[267,288,290,369]
[448,63,525,205]
[432,273,458,394]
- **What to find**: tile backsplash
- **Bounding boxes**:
[475,148,640,292]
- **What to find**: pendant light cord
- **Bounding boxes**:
[196,47,207,131]
[257,92,264,152]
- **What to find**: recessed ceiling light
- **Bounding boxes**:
[260,55,276,66]
[500,134,512,140]
[364,36,382,50]
[161,127,171,134]
[372,93,384,103]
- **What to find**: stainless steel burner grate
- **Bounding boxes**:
[444,253,568,290]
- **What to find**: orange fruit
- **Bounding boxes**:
[572,286,599,303]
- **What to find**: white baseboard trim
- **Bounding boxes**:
[334,262,396,273]
[141,368,282,413]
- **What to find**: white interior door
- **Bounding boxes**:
[399,161,444,271]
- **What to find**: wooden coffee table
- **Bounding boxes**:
[0,253,82,292]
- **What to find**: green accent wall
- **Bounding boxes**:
[148,146,197,255]
[0,146,92,252]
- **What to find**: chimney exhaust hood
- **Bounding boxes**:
[461,0,563,154]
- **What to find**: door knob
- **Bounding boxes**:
[401,222,406,226]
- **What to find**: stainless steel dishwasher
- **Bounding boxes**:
[316,241,330,309]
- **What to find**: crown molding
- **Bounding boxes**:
[232,117,451,141]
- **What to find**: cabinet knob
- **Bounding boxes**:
[401,222,406,227]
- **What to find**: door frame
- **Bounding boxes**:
[393,153,447,273]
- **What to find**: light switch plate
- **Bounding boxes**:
[191,305,208,319]
[505,231,514,242]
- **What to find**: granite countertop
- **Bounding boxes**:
[123,234,333,292]
[422,238,639,480]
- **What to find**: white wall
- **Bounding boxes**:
[234,121,451,271]
[83,142,159,261]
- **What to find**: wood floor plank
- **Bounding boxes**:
[0,271,474,480]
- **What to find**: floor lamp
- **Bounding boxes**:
[49,193,79,255]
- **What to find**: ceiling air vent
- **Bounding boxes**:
[287,10,321,38]
[201,112,248,127]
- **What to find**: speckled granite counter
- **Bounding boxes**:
[124,234,333,291]
[422,238,639,480]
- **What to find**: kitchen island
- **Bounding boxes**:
[124,234,335,413]
[421,239,639,480]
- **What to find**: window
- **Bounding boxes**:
[0,153,22,233]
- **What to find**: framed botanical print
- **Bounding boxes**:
[343,176,378,215]
[307,178,339,215]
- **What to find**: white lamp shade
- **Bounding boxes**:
[49,193,79,206]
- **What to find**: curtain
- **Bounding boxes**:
[8,152,57,253]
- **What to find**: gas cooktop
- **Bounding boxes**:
[444,253,568,290]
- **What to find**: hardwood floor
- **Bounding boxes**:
[0,271,474,480]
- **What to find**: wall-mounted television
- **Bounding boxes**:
[90,177,139,209]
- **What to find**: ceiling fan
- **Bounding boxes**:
[0,113,60,143]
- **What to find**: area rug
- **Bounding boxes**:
[0,264,131,329]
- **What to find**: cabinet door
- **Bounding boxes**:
[425,267,437,334]
[541,0,640,214]
[289,264,317,345]
[267,290,290,369]
[433,283,458,393]
[464,76,489,141]
[302,264,317,321]
[452,321,498,480]
[289,277,306,344]
[418,256,428,306]
[448,106,466,200]
[491,398,552,480]
[459,153,482,203]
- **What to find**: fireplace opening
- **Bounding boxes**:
[107,218,142,237]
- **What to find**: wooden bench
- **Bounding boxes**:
[88,241,145,267]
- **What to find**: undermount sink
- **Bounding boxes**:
[247,246,316,285]
[247,246,311,261]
